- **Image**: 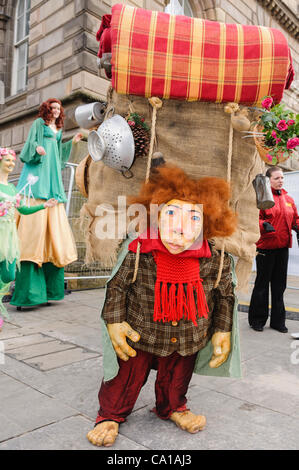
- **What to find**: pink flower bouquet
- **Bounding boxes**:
[256,97,299,165]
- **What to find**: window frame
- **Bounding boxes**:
[11,0,31,96]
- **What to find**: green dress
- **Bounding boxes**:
[16,118,72,202]
[0,182,45,317]
[11,118,74,308]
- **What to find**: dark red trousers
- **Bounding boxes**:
[96,349,197,425]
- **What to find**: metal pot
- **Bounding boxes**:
[75,102,106,129]
[252,174,275,210]
[88,112,135,175]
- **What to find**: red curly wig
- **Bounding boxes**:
[128,165,237,240]
[38,98,65,128]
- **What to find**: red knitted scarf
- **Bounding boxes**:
[128,229,211,326]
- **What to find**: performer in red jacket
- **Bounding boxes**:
[248,166,299,333]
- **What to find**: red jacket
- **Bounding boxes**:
[257,188,299,250]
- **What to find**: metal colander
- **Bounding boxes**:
[88,114,135,173]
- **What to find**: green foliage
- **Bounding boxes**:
[127,113,150,131]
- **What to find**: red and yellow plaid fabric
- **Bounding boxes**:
[111,4,294,105]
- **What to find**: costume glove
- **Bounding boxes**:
[107,321,140,361]
[209,332,231,368]
[263,221,275,233]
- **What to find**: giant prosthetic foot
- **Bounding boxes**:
[86,421,119,447]
[170,410,206,433]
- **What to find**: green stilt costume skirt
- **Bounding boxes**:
[10,261,65,307]
[0,259,16,284]
[0,260,16,318]
[0,279,11,318]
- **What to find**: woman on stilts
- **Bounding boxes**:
[11,98,82,310]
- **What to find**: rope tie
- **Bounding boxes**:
[132,97,163,283]
[132,240,141,283]
[214,116,234,288]
[145,97,163,183]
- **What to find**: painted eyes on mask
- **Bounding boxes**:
[164,209,201,222]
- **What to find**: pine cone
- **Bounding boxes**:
[131,124,150,158]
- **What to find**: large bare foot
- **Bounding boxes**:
[86,421,119,447]
[170,410,206,434]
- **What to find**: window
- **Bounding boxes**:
[165,0,194,17]
[11,0,31,95]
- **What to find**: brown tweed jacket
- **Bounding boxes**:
[102,243,235,357]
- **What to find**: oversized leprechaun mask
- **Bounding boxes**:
[149,198,207,326]
[158,198,203,254]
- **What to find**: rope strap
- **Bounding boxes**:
[132,97,163,283]
[214,117,234,288]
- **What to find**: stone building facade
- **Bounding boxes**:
[0,0,298,282]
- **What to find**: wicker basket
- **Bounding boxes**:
[253,126,290,165]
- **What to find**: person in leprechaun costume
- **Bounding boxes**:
[87,164,241,447]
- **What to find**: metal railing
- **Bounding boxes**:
[62,163,111,284]
[64,162,77,217]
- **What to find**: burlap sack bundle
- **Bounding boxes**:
[79,89,264,291]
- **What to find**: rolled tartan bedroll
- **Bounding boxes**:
[110,4,294,105]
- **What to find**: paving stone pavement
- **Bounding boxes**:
[0,286,299,451]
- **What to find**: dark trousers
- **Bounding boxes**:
[96,349,197,425]
[248,247,288,329]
